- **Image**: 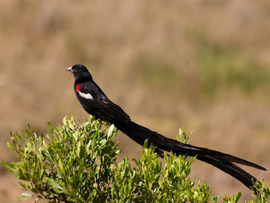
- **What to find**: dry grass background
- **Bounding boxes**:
[1,0,270,202]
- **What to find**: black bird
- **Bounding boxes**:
[67,64,266,191]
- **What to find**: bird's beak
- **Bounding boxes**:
[67,67,73,72]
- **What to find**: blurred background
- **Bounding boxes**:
[1,0,270,201]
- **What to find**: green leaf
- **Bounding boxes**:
[76,141,81,157]
[48,179,62,190]
[2,161,17,173]
[58,159,65,175]
[63,116,67,126]
[107,124,115,138]
[16,197,28,201]
[7,142,14,150]
[21,192,32,197]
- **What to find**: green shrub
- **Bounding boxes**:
[3,116,269,202]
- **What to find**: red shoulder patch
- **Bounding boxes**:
[76,84,81,92]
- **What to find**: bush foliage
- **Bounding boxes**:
[3,116,269,202]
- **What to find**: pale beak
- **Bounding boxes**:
[67,67,73,72]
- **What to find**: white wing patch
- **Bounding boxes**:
[78,90,93,100]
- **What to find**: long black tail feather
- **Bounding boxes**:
[115,121,266,190]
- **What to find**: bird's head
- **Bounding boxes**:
[67,64,92,81]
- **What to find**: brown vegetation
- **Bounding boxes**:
[1,0,270,201]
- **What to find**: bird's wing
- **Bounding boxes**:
[75,82,131,123]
